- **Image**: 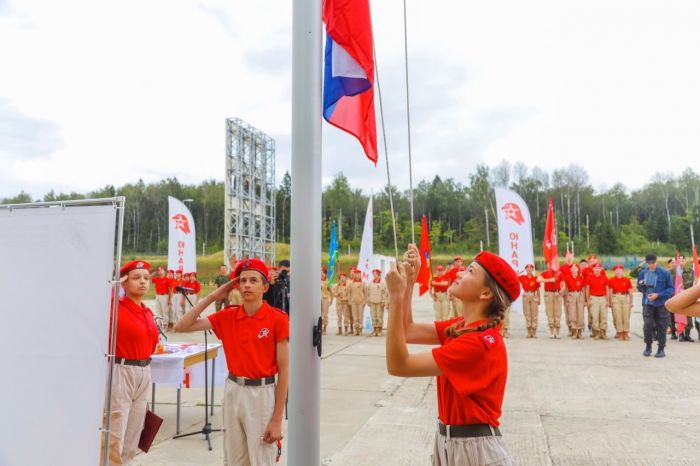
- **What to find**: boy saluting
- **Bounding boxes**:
[175,258,289,465]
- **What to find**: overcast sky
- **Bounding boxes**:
[2,0,700,199]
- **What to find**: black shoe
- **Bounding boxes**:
[655,348,666,358]
[671,334,678,340]
[643,346,652,357]
[686,336,694,342]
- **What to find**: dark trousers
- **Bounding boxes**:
[643,305,669,348]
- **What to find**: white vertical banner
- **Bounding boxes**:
[356,196,374,280]
[357,197,374,331]
[495,187,534,314]
[168,196,196,273]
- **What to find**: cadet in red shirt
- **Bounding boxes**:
[609,265,633,340]
[538,267,564,338]
[519,264,541,338]
[385,245,519,466]
[431,265,451,321]
[563,263,586,339]
[585,263,610,339]
[107,260,160,465]
[175,258,289,465]
[150,266,171,330]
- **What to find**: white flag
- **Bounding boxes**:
[168,196,197,273]
[494,187,534,314]
[356,197,373,280]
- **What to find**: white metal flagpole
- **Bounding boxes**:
[289,0,322,463]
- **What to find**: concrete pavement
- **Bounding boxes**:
[134,293,700,465]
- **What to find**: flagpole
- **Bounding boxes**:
[290,0,321,463]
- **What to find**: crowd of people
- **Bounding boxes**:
[106,249,698,465]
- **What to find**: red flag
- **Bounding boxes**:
[674,252,687,334]
[543,197,559,270]
[417,215,432,296]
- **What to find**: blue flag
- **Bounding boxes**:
[327,222,339,284]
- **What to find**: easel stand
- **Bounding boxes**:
[173,291,221,450]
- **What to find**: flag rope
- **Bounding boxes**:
[402,0,416,244]
[370,7,399,259]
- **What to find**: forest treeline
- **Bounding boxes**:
[3,161,700,256]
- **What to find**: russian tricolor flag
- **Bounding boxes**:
[323,0,378,164]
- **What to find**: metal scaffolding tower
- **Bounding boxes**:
[225,118,276,267]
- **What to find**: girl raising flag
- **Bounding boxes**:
[385,244,519,465]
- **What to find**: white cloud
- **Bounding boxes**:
[2,0,700,199]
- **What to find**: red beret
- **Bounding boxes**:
[167,269,174,274]
[183,273,190,277]
[372,269,381,274]
[587,255,598,261]
[473,251,520,301]
[120,260,151,277]
[191,271,197,276]
[436,265,444,270]
[454,256,462,261]
[593,262,604,269]
[175,269,183,274]
[339,272,347,277]
[321,266,328,273]
[232,258,269,282]
[612,264,624,271]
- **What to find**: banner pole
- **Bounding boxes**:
[102,196,126,466]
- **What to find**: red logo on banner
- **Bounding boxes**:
[172,214,191,234]
[501,203,525,225]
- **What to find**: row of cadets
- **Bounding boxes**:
[331,272,351,335]
[367,268,389,336]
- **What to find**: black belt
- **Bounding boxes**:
[228,373,276,386]
[115,357,151,367]
[438,422,501,438]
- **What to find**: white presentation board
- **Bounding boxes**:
[0,204,117,466]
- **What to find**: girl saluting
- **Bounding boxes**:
[385,245,519,466]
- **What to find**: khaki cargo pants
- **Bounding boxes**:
[589,295,608,332]
[222,378,277,466]
[611,293,630,332]
[321,298,330,327]
[370,303,385,327]
[432,430,513,466]
[106,364,150,465]
[433,292,450,320]
[544,292,562,330]
[523,292,539,331]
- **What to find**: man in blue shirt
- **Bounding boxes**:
[637,253,675,357]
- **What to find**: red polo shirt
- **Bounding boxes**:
[151,276,170,295]
[208,301,289,379]
[431,273,450,292]
[559,263,573,279]
[113,296,159,360]
[432,318,507,427]
[586,272,609,296]
[609,276,633,294]
[519,274,539,292]
[539,269,562,292]
[564,274,585,292]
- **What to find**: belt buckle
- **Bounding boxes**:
[489,425,495,436]
[445,424,451,440]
